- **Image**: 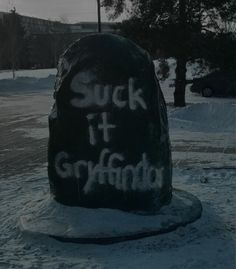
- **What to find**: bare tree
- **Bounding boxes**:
[9,7,17,79]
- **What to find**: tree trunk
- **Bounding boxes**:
[10,8,17,80]
[12,62,16,79]
[174,56,187,107]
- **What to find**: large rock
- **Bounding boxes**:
[48,33,172,213]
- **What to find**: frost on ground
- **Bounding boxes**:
[0,69,235,269]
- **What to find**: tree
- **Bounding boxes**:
[196,32,236,74]
[25,18,72,69]
[8,7,21,79]
[0,18,9,69]
[102,0,236,106]
[0,8,26,77]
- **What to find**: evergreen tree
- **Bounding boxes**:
[0,8,27,76]
[0,18,9,69]
[8,7,21,78]
[102,0,236,106]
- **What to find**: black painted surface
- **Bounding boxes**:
[48,34,172,213]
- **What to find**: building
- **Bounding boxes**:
[0,11,117,69]
[0,11,115,35]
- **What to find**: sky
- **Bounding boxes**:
[0,0,118,23]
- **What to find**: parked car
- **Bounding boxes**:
[190,71,236,97]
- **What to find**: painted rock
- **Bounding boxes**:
[48,34,172,213]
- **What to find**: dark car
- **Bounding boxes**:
[190,71,236,97]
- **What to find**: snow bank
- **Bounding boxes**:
[169,102,236,132]
[0,68,56,80]
[0,75,55,94]
[19,189,201,241]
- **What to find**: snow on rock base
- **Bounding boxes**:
[19,189,202,244]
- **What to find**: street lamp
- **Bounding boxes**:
[97,0,101,32]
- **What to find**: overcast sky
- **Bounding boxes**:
[0,0,117,23]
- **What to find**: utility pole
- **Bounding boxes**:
[174,0,187,106]
[97,0,101,32]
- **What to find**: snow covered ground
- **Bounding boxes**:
[0,69,57,80]
[0,68,235,269]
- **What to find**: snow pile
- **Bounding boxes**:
[169,102,236,132]
[0,75,55,94]
[19,189,201,240]
[0,68,56,80]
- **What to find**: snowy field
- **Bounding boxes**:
[0,68,235,268]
